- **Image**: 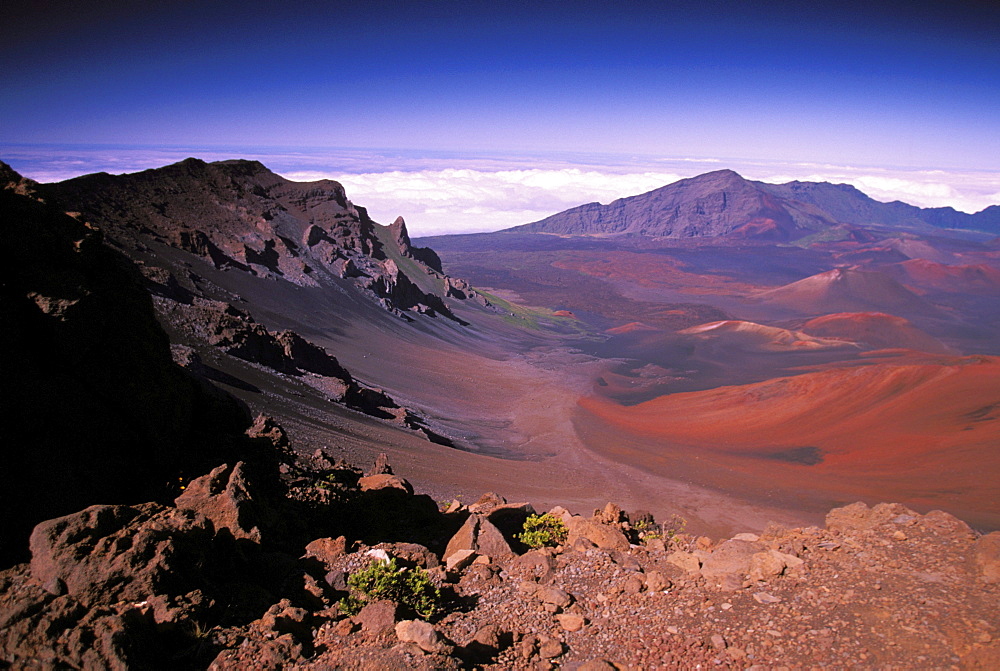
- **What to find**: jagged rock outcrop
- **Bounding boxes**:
[389,215,444,273]
[156,297,351,379]
[156,294,440,432]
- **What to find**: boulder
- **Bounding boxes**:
[368,452,393,476]
[396,619,450,654]
[0,583,151,670]
[749,551,787,581]
[485,503,536,542]
[919,510,975,538]
[175,461,275,543]
[565,516,630,551]
[972,532,1000,583]
[536,586,572,608]
[468,492,507,515]
[260,599,312,640]
[645,570,671,592]
[355,599,401,636]
[443,515,516,563]
[825,501,918,532]
[303,537,347,567]
[357,473,413,495]
[700,539,766,584]
[556,613,587,632]
[458,623,505,664]
[246,413,291,450]
[445,549,477,573]
[596,502,627,525]
[476,517,518,561]
[509,549,556,582]
[444,515,478,559]
[538,638,565,659]
[666,551,701,573]
[375,542,439,569]
[623,574,645,594]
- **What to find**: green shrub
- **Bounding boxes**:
[518,513,568,549]
[633,518,662,542]
[338,558,442,619]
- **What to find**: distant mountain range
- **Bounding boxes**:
[509,169,1000,240]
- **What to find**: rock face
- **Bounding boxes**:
[174,461,278,543]
[511,169,1000,239]
[0,164,252,567]
[390,215,444,273]
[37,158,474,320]
[28,503,217,608]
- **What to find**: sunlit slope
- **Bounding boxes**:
[756,267,939,316]
[800,312,953,354]
[678,320,857,352]
[580,356,1000,525]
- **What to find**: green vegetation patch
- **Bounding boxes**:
[518,512,569,549]
[339,558,443,620]
[477,289,586,333]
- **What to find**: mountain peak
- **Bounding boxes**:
[692,168,745,181]
[512,167,798,239]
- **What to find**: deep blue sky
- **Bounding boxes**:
[2,0,998,169]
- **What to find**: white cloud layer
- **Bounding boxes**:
[290,163,1000,236]
[3,144,997,237]
[283,168,684,235]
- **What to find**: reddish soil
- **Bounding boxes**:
[552,250,766,297]
[579,357,1000,530]
[890,258,1000,294]
[800,311,953,354]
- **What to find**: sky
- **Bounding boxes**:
[2,1,999,235]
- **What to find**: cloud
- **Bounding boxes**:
[4,144,997,236]
[283,168,684,235]
[755,167,1000,214]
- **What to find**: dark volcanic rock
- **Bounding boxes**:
[0,166,252,567]
[390,215,444,272]
[37,158,473,319]
[2,457,296,669]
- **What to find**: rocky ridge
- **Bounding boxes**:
[36,158,492,321]
[7,159,473,442]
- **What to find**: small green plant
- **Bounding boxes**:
[662,514,688,542]
[634,518,663,542]
[338,558,443,619]
[518,513,569,549]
